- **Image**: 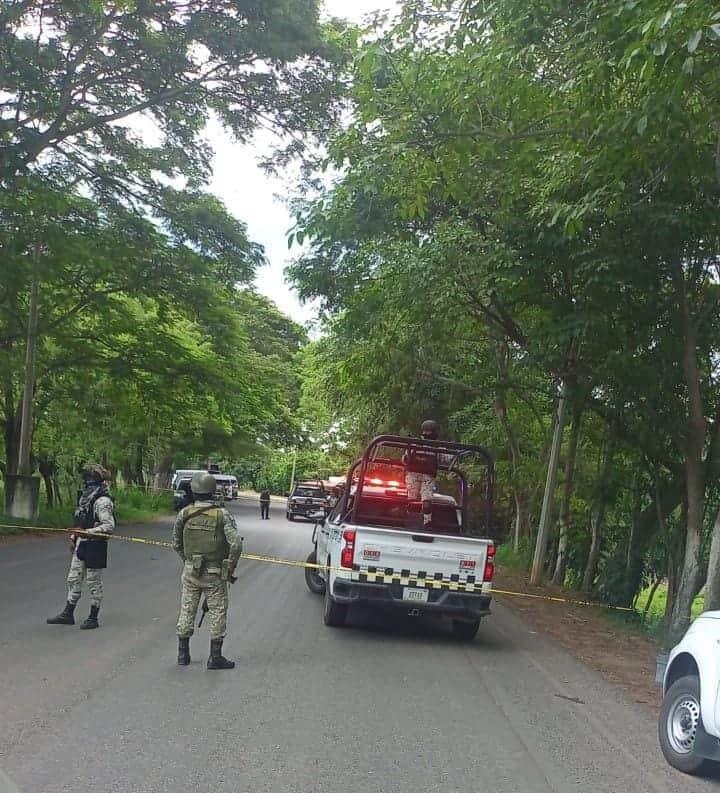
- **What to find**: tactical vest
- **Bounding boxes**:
[182,506,229,564]
[405,448,438,477]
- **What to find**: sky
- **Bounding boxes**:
[207,0,397,326]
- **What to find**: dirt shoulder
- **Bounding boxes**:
[493,565,661,711]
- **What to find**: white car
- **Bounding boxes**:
[659,611,720,775]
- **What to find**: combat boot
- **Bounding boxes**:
[46,602,76,625]
[207,638,235,670]
[177,637,191,665]
[79,604,100,630]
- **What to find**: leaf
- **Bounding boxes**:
[287,232,295,249]
[636,115,648,135]
[682,56,694,76]
[660,10,672,29]
[687,30,702,53]
[652,39,667,56]
[710,24,720,40]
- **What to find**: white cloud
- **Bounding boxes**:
[206,0,399,325]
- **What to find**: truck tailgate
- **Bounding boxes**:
[349,526,492,593]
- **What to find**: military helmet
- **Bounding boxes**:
[82,463,111,483]
[191,471,216,496]
[420,419,439,440]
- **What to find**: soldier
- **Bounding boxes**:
[404,419,440,527]
[259,487,270,520]
[47,464,115,629]
[173,472,242,670]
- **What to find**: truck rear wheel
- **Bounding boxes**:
[451,619,480,641]
[323,563,348,627]
[304,550,325,594]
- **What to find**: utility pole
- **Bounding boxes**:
[17,244,41,476]
[530,384,567,586]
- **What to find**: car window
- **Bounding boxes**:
[293,487,322,498]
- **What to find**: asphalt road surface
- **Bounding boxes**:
[0,499,716,793]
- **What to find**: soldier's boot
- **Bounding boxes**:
[46,601,76,625]
[79,605,100,630]
[177,637,191,666]
[207,638,235,670]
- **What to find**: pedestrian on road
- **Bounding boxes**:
[259,487,270,520]
[404,419,440,527]
[47,464,115,630]
[173,472,242,670]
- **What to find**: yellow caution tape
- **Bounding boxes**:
[0,523,633,610]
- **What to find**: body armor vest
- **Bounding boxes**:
[182,506,229,564]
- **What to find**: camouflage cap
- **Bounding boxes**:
[82,463,111,481]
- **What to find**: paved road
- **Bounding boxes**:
[0,500,716,793]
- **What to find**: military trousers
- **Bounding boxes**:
[176,564,229,640]
[66,550,104,607]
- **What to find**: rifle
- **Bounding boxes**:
[197,571,237,627]
[198,597,209,627]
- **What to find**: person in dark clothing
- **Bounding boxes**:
[404,419,440,527]
[259,488,271,520]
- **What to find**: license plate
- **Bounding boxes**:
[403,587,429,603]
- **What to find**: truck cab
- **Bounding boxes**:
[304,435,495,640]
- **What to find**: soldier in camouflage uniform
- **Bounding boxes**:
[173,472,242,670]
[404,420,441,527]
[47,464,115,630]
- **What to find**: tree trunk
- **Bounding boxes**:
[703,506,720,612]
[553,401,583,585]
[582,440,614,594]
[16,262,40,476]
[3,385,20,477]
[667,260,708,645]
[530,385,567,585]
[153,450,174,490]
[492,340,529,553]
[512,491,530,552]
[135,443,146,488]
[643,578,662,620]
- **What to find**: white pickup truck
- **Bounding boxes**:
[659,612,720,775]
[304,435,495,641]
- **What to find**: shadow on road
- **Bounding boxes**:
[330,604,511,651]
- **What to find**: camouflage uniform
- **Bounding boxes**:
[173,500,242,640]
[67,494,115,607]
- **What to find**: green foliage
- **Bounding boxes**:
[288,0,720,632]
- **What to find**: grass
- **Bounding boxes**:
[494,542,705,644]
[632,582,705,638]
[0,485,172,536]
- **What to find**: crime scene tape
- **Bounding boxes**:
[0,522,635,611]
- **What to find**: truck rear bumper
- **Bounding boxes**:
[331,578,491,619]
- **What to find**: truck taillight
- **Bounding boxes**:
[340,529,356,568]
[483,544,495,582]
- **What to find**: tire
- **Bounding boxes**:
[451,618,480,641]
[304,550,325,595]
[286,512,294,521]
[322,561,348,627]
[659,674,714,776]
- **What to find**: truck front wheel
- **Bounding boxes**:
[659,674,714,776]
